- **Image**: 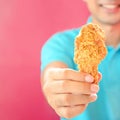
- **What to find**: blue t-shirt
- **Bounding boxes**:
[41,19,120,120]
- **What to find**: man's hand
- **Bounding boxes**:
[41,67,101,119]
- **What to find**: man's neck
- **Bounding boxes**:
[92,20,120,47]
[103,25,120,47]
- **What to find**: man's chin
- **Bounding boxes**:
[96,17,120,25]
[101,20,120,25]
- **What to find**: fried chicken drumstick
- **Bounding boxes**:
[74,23,107,84]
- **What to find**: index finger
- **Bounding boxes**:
[48,68,94,83]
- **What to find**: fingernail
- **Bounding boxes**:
[85,75,94,82]
[91,84,99,93]
[90,94,97,101]
[90,94,97,98]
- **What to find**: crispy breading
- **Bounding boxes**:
[74,23,107,84]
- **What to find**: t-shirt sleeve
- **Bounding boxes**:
[41,32,75,71]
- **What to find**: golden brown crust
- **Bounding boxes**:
[74,23,107,84]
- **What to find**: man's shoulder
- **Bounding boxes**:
[46,27,80,45]
[55,27,80,38]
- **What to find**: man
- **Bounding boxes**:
[41,0,120,120]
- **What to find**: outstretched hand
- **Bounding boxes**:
[42,68,101,119]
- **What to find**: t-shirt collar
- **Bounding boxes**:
[87,17,92,23]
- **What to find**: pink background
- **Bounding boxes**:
[0,0,89,120]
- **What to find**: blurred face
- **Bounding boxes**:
[84,0,120,25]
